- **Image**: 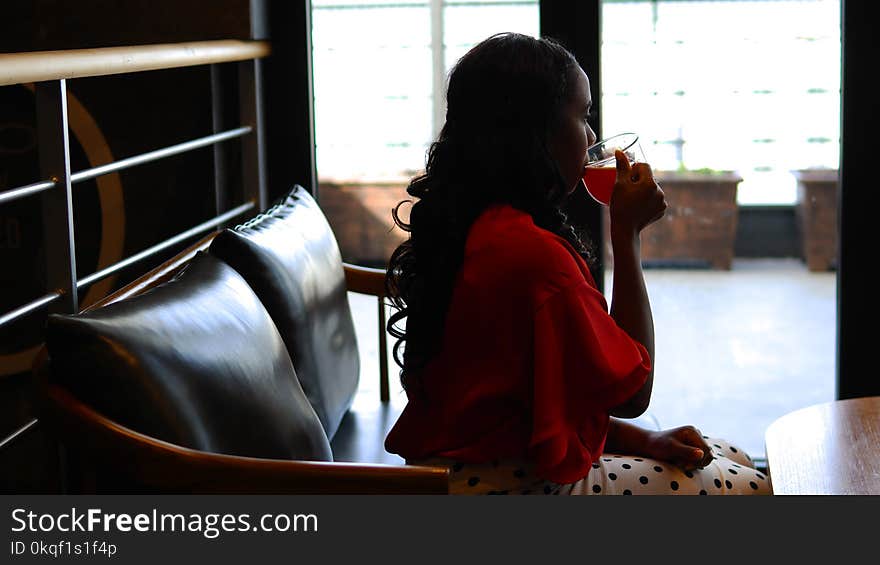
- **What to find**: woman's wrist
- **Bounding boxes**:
[606,418,655,456]
[610,222,640,245]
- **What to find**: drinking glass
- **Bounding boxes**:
[581,132,646,205]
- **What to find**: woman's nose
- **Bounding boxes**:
[586,124,598,147]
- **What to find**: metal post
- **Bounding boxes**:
[430,0,446,141]
[378,297,389,403]
[35,79,78,314]
[541,0,605,292]
[239,59,268,211]
[837,0,877,398]
[262,0,317,201]
[211,64,231,218]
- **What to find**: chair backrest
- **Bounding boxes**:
[209,185,359,439]
[44,251,333,462]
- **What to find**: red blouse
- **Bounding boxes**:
[384,205,651,484]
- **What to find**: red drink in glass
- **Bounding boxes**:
[582,133,643,206]
[582,166,617,206]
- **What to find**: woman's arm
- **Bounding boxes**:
[608,226,654,417]
[605,419,715,471]
[607,150,666,417]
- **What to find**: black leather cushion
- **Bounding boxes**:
[209,185,359,440]
[45,251,333,462]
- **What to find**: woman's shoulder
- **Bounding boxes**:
[466,205,592,287]
[469,205,576,254]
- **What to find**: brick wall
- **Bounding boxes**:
[794,170,838,272]
[601,172,742,270]
[322,173,757,271]
[319,181,410,267]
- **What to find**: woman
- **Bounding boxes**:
[384,32,770,495]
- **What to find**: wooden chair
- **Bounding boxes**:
[34,195,448,494]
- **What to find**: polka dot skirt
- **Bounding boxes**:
[413,437,772,495]
[569,437,772,495]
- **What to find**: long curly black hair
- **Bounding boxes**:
[385,32,593,393]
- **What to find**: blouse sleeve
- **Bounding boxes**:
[528,280,651,484]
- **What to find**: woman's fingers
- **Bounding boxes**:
[629,162,654,183]
[645,426,717,471]
[614,149,632,176]
[610,152,666,231]
[659,426,713,469]
[679,427,714,468]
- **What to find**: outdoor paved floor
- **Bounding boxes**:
[348,258,837,465]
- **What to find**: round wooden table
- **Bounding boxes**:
[765,396,880,495]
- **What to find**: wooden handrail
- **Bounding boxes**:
[0,40,271,87]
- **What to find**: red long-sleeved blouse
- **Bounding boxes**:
[384,205,651,484]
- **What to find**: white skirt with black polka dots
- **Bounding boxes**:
[412,437,772,495]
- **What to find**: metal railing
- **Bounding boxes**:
[0,39,271,452]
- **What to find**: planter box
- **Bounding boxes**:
[321,174,743,271]
[317,180,409,266]
[604,171,742,270]
[793,169,838,272]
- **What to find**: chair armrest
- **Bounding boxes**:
[342,263,393,401]
[37,370,448,494]
[343,263,386,296]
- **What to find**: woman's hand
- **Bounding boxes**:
[606,420,714,471]
[643,426,715,471]
[610,149,667,234]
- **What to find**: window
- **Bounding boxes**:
[601,0,840,204]
[311,0,538,265]
[600,0,840,460]
[311,0,840,462]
